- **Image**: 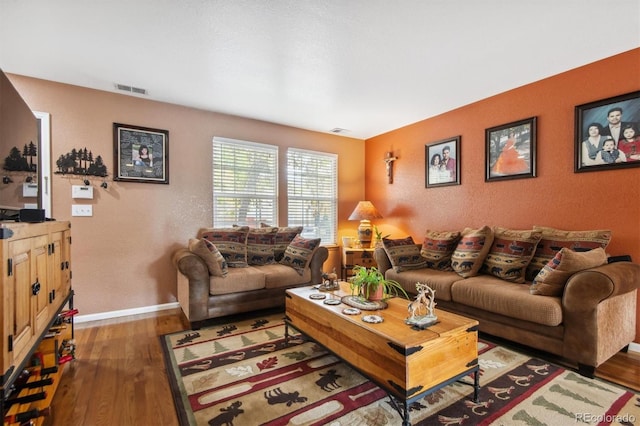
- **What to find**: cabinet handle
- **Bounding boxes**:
[31,280,41,296]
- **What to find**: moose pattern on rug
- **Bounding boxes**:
[162,314,640,425]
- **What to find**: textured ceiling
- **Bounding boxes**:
[1,0,639,139]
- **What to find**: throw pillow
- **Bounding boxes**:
[383,236,428,272]
[279,234,321,275]
[530,247,608,296]
[525,227,612,282]
[187,238,228,277]
[451,226,494,278]
[481,227,542,283]
[198,226,250,268]
[420,230,461,271]
[246,226,278,265]
[261,224,304,261]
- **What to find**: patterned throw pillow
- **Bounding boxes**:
[451,226,494,278]
[188,238,228,277]
[199,226,250,268]
[420,230,461,271]
[280,234,321,275]
[246,227,278,265]
[530,247,608,296]
[525,227,612,282]
[481,227,542,283]
[383,236,428,272]
[262,224,303,261]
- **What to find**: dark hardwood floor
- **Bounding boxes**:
[47,309,639,425]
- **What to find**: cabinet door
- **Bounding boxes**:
[50,229,71,305]
[33,235,50,332]
[8,238,35,364]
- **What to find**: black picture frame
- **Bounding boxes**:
[113,123,169,184]
[425,136,461,188]
[485,117,536,182]
[574,91,640,173]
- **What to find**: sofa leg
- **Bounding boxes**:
[577,363,595,378]
[191,320,205,330]
[621,344,630,353]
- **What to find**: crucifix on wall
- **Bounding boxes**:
[384,151,398,183]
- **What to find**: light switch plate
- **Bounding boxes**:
[72,185,93,199]
[71,204,92,216]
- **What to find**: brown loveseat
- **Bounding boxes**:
[373,226,640,377]
[173,226,328,328]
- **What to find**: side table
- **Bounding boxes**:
[341,247,377,280]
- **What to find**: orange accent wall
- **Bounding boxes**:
[365,48,640,342]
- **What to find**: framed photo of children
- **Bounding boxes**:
[574,91,640,173]
[485,117,536,182]
[425,136,460,188]
[113,123,169,184]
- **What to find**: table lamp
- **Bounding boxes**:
[348,201,383,248]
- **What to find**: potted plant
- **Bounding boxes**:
[349,265,409,301]
[373,226,390,248]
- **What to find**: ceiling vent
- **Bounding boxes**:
[330,127,350,134]
[115,83,147,95]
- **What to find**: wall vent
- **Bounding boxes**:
[115,83,147,95]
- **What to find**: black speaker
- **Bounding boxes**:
[19,209,46,223]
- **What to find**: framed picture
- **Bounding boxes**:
[485,117,536,182]
[113,123,169,184]
[575,91,640,172]
[425,136,460,188]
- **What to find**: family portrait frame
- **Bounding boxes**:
[113,123,169,184]
[485,117,536,182]
[425,136,460,188]
[574,91,640,173]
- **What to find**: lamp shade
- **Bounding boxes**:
[348,201,383,221]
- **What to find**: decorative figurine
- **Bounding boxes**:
[406,282,438,329]
[320,268,340,291]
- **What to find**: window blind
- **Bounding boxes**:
[212,137,278,227]
[287,148,337,244]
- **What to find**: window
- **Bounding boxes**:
[212,137,278,227]
[287,148,337,244]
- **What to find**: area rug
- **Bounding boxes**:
[161,313,640,425]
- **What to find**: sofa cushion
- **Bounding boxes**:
[530,247,608,296]
[262,224,304,261]
[199,226,250,267]
[451,275,563,326]
[383,236,428,272]
[420,230,461,271]
[209,266,266,295]
[451,226,494,278]
[246,226,278,265]
[279,234,321,275]
[481,227,542,283]
[385,267,460,301]
[188,238,228,277]
[261,263,311,289]
[525,226,611,281]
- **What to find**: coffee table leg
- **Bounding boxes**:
[473,368,480,402]
[284,322,290,346]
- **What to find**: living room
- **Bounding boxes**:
[1,2,639,424]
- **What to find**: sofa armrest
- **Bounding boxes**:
[310,246,329,284]
[374,247,392,275]
[563,262,640,312]
[173,247,211,323]
[562,261,640,371]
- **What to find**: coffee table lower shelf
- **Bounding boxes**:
[284,321,479,425]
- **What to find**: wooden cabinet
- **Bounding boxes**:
[341,247,377,280]
[0,221,72,423]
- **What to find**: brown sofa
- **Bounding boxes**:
[173,226,328,329]
[373,228,640,377]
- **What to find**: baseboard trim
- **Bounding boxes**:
[629,342,640,354]
[75,302,180,324]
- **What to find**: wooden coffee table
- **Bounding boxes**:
[285,282,479,426]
